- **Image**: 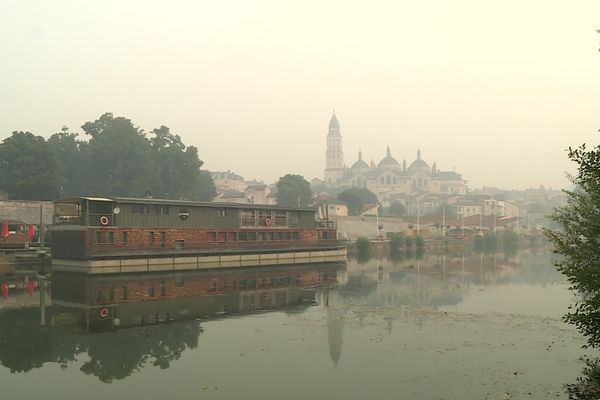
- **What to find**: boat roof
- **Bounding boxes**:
[55,196,315,212]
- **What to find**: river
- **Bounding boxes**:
[0,250,592,399]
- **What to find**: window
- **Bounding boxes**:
[258,210,271,227]
[160,282,166,296]
[241,210,256,227]
[175,275,185,287]
[95,231,102,243]
[122,286,128,300]
[274,211,287,227]
[160,232,166,244]
[207,232,217,241]
[149,231,155,243]
[238,231,248,241]
[132,204,144,214]
[157,205,169,215]
[209,280,217,292]
[227,232,237,241]
[109,288,114,301]
[96,290,103,303]
[282,232,291,240]
[175,240,184,250]
[258,232,266,241]
[217,208,226,217]
[123,232,129,244]
[107,231,114,243]
[149,286,155,297]
[247,231,256,241]
[239,279,248,289]
[291,232,300,240]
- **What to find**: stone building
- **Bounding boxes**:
[322,113,468,202]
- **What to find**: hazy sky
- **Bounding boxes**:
[1,0,599,190]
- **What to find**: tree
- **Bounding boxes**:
[47,126,90,196]
[546,142,600,347]
[149,126,215,201]
[82,113,154,197]
[387,201,407,217]
[0,131,62,200]
[275,174,312,207]
[337,187,378,215]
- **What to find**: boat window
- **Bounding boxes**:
[291,232,300,240]
[160,281,166,296]
[238,232,248,241]
[95,231,102,243]
[109,288,114,301]
[258,232,266,241]
[241,210,256,227]
[227,232,237,241]
[247,232,256,241]
[217,208,226,217]
[175,275,185,287]
[149,286,155,297]
[174,240,184,249]
[107,231,114,243]
[207,232,216,242]
[274,211,287,227]
[239,279,248,289]
[123,232,129,243]
[132,204,145,214]
[149,231,155,243]
[258,210,271,227]
[122,287,128,300]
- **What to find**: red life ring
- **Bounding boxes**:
[99,308,109,318]
[100,216,109,226]
[265,217,271,226]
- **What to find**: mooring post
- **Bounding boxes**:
[39,204,45,249]
[38,274,46,326]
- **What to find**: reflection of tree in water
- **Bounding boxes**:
[0,308,202,383]
[80,320,201,383]
[0,309,80,373]
[326,307,345,366]
[565,357,600,400]
[336,275,378,298]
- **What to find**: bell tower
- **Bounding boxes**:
[324,112,345,184]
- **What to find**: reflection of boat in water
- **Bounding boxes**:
[52,263,342,332]
[51,197,345,274]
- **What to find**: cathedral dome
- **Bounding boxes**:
[350,150,369,171]
[408,149,430,172]
[377,145,400,169]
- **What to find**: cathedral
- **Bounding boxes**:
[323,113,467,201]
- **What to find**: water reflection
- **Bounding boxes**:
[0,263,341,382]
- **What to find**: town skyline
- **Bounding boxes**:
[3,1,600,190]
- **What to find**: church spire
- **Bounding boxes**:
[417,148,421,160]
[386,145,392,157]
[358,149,363,161]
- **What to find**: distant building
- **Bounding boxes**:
[322,113,468,202]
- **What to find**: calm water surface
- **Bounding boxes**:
[0,250,591,399]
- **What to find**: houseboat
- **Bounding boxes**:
[51,197,346,274]
[1,220,36,250]
[52,263,340,331]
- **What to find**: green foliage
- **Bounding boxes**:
[275,174,312,207]
[337,187,378,215]
[355,236,372,263]
[389,234,404,252]
[546,142,600,347]
[415,235,425,248]
[0,131,62,200]
[502,230,519,256]
[474,233,497,254]
[565,357,600,400]
[1,113,215,201]
[387,201,406,217]
[404,235,414,248]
